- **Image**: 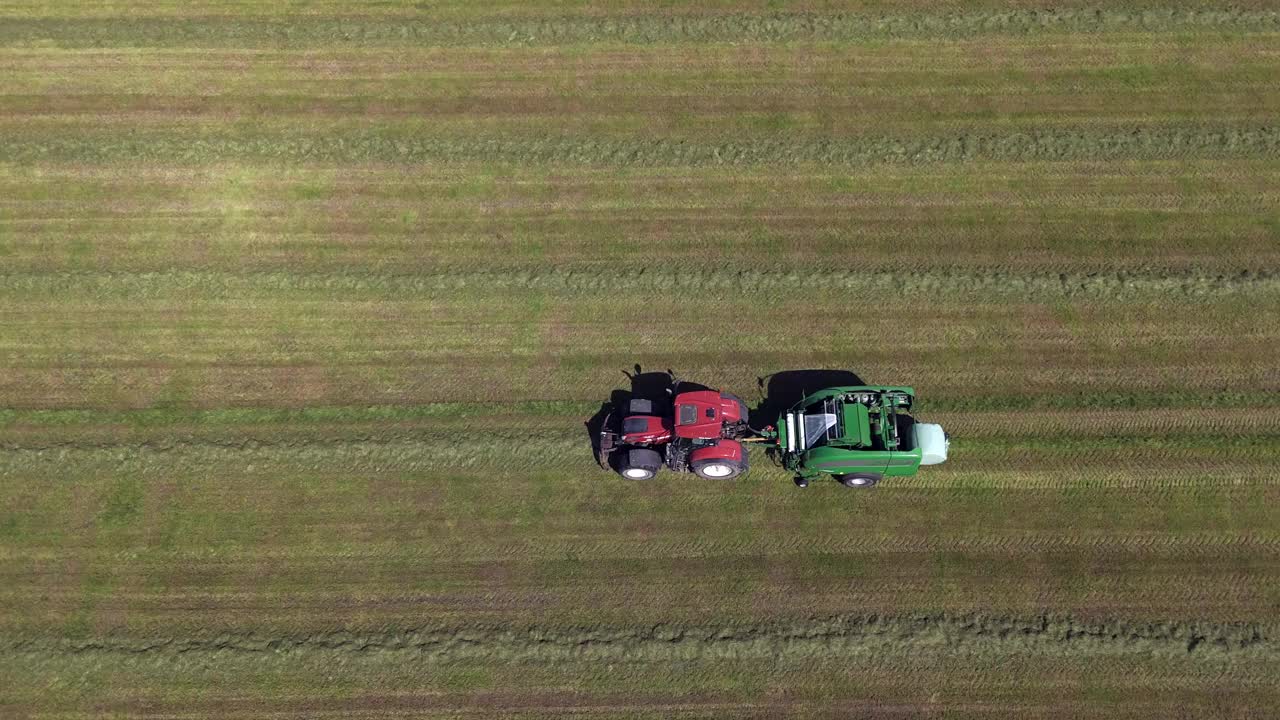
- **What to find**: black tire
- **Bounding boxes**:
[691,456,747,480]
[619,448,662,481]
[836,473,881,488]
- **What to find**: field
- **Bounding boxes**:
[1,1,1279,717]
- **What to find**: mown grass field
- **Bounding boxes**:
[1,1,1278,717]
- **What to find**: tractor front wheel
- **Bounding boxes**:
[618,448,662,481]
[835,473,881,488]
[691,458,746,480]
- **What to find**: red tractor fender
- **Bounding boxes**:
[690,439,745,464]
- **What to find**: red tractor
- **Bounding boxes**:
[598,385,753,480]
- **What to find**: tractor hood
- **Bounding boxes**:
[673,390,740,440]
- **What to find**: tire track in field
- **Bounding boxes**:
[0,433,1275,486]
[2,414,1274,458]
[2,10,1278,48]
[459,533,1280,564]
[6,125,1280,166]
[9,531,1274,566]
[933,408,1280,438]
[8,613,1274,661]
[35,569,1269,629]
[6,425,1277,450]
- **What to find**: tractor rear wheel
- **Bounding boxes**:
[691,457,747,480]
[619,448,662,480]
[836,473,881,488]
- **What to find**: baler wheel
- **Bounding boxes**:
[836,473,881,488]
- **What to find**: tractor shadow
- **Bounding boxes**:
[749,369,866,430]
[585,365,712,470]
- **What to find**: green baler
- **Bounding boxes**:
[768,386,948,488]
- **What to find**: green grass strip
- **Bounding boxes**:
[2,10,1279,48]
[7,614,1275,660]
[0,269,1274,301]
[5,125,1279,166]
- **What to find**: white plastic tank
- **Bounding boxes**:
[913,423,949,466]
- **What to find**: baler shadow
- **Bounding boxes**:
[750,369,866,430]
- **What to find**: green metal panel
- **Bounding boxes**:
[801,445,888,475]
[841,403,871,448]
[797,445,924,479]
